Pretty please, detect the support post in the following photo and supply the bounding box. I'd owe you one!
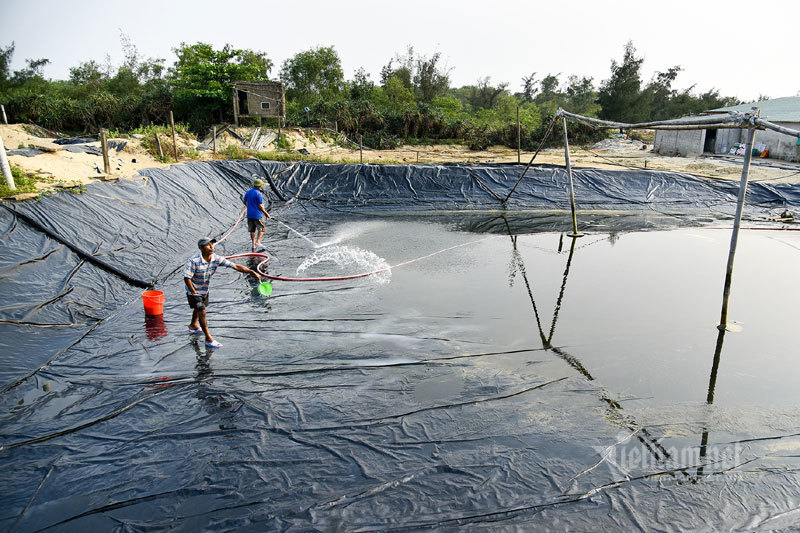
[562,117,583,237]
[154,132,164,159]
[0,134,15,190]
[169,111,178,160]
[100,128,111,174]
[359,134,363,163]
[277,101,282,146]
[212,125,217,155]
[233,87,239,127]
[517,105,521,164]
[718,111,759,330]
[1,104,7,125]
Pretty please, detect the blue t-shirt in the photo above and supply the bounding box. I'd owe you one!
[243,188,264,219]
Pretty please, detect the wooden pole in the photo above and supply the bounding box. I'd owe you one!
[718,110,759,330]
[1,105,7,125]
[169,111,178,160]
[212,125,217,155]
[232,87,239,127]
[100,128,111,174]
[562,117,583,237]
[154,132,163,159]
[359,134,363,163]
[0,134,15,190]
[517,105,521,164]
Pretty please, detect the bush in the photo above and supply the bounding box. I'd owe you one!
[0,166,38,197]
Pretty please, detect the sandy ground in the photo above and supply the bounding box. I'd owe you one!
[2,124,799,199]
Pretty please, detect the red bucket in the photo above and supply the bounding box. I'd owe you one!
[142,290,165,315]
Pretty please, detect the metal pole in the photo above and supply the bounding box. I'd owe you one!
[359,134,363,164]
[562,117,583,237]
[1,105,7,125]
[0,134,15,190]
[718,113,758,329]
[517,105,521,164]
[212,125,217,155]
[101,128,111,174]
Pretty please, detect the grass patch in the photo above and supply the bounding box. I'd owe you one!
[0,166,38,197]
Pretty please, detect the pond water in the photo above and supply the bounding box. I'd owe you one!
[5,211,800,530]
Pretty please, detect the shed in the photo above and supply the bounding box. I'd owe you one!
[232,81,286,126]
[654,96,800,162]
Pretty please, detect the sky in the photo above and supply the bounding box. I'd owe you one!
[1,0,798,103]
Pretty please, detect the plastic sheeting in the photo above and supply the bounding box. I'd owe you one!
[2,160,800,530]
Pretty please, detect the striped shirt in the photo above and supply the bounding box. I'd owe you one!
[183,252,235,295]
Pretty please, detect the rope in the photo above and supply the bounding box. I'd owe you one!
[226,237,492,283]
[504,114,560,203]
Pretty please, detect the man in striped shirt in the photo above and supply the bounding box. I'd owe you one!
[184,237,262,348]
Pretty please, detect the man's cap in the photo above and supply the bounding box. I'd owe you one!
[197,238,217,248]
[252,179,263,187]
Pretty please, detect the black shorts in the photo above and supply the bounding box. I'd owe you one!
[247,217,266,232]
[186,292,209,310]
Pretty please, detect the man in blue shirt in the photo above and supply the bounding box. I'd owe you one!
[184,237,262,348]
[243,178,271,251]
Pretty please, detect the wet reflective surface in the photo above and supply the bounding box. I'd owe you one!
[3,213,800,530]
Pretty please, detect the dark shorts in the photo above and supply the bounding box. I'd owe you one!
[186,292,209,310]
[247,217,266,232]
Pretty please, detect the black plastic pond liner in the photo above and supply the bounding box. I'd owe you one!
[1,160,800,530]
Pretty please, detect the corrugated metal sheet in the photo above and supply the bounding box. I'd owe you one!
[712,96,800,123]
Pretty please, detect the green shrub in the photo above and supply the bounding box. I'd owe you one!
[0,166,38,197]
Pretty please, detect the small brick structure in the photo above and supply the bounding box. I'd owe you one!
[232,81,286,127]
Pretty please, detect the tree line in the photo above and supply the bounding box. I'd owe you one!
[0,38,741,150]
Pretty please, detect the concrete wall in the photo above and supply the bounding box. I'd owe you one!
[654,129,705,156]
[714,123,800,162]
[657,124,800,162]
[234,82,285,118]
[753,122,800,162]
[714,129,744,155]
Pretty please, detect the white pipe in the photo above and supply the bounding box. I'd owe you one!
[0,134,15,191]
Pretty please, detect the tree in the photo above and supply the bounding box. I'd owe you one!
[119,31,164,83]
[0,42,14,88]
[381,46,414,89]
[533,73,566,116]
[381,75,415,114]
[169,42,271,127]
[381,47,451,104]
[413,52,450,104]
[519,72,538,103]
[468,77,509,110]
[597,41,649,123]
[279,46,343,108]
[69,60,107,86]
[565,75,600,116]
[645,66,682,120]
[12,57,50,83]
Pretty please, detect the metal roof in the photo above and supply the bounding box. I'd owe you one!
[711,96,800,123]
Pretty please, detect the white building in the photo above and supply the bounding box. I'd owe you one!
[654,96,800,162]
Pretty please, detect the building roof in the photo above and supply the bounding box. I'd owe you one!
[711,96,800,123]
